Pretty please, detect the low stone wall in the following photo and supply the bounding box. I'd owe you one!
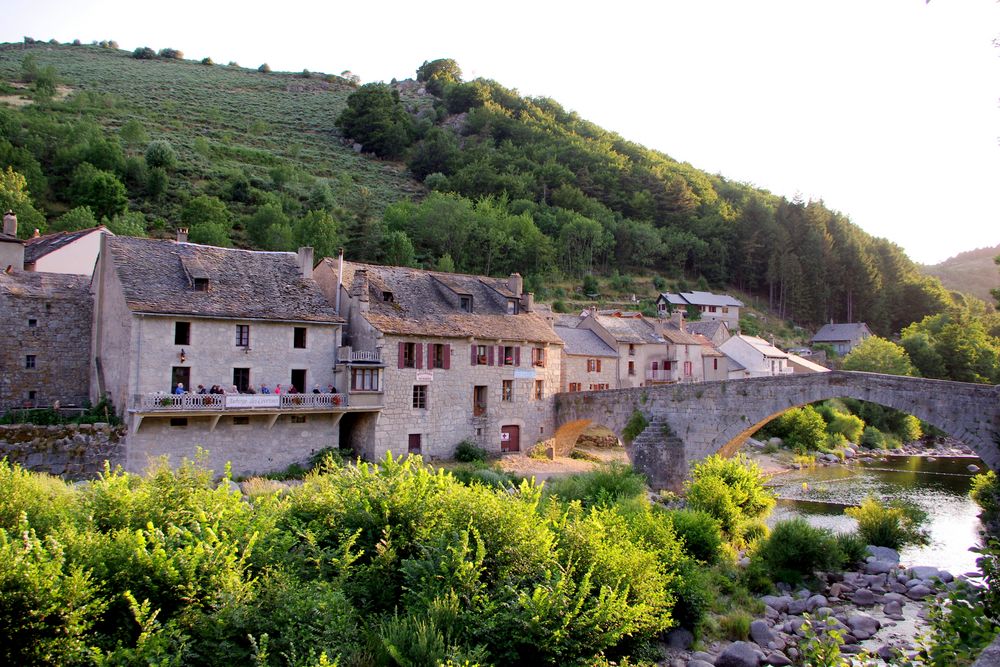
[0,423,125,478]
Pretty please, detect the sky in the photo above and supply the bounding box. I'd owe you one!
[3,0,999,265]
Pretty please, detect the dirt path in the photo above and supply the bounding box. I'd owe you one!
[496,446,629,481]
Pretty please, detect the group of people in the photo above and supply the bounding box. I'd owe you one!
[172,383,338,395]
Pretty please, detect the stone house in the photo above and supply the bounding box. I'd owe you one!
[575,312,665,388]
[24,226,110,275]
[90,234,364,477]
[553,325,618,392]
[656,317,708,384]
[693,333,728,381]
[656,290,744,327]
[811,322,874,356]
[313,260,563,459]
[719,334,793,378]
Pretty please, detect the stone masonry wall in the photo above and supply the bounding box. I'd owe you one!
[0,423,124,478]
[562,354,618,392]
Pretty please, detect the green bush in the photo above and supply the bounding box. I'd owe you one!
[621,409,649,444]
[132,46,156,59]
[971,471,1000,535]
[544,462,647,507]
[684,454,775,542]
[453,440,488,463]
[860,425,886,449]
[826,410,865,444]
[145,140,177,170]
[764,406,827,452]
[835,531,869,569]
[752,518,842,585]
[720,610,752,640]
[845,496,930,550]
[669,508,723,564]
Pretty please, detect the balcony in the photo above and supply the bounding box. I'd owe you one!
[645,370,674,382]
[134,392,350,412]
[338,347,383,364]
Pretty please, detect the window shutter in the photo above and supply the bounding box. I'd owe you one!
[514,346,520,366]
[471,344,477,366]
[488,345,495,366]
[652,361,657,371]
[426,344,434,369]
[443,344,451,369]
[597,359,602,372]
[398,342,405,369]
[415,343,423,369]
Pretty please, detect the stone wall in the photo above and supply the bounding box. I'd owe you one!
[562,353,618,392]
[0,423,124,478]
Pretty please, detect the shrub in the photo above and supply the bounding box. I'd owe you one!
[258,63,271,73]
[201,57,213,66]
[765,406,827,452]
[860,425,886,449]
[670,558,712,631]
[826,410,865,444]
[157,48,183,60]
[544,462,647,507]
[669,508,723,564]
[621,410,649,444]
[971,471,1000,535]
[453,440,487,463]
[752,518,842,585]
[900,414,923,442]
[835,531,869,569]
[845,496,930,550]
[720,610,752,640]
[685,454,775,540]
[145,140,177,170]
[132,46,156,59]
[685,475,741,538]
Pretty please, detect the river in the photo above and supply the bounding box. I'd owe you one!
[766,455,984,575]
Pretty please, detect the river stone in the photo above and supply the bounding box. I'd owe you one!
[905,578,924,589]
[687,661,714,667]
[846,613,881,640]
[788,598,809,615]
[865,560,894,575]
[715,641,762,667]
[884,600,904,620]
[762,595,791,613]
[867,546,900,563]
[907,584,933,600]
[909,566,941,580]
[764,604,780,621]
[841,644,865,654]
[851,589,877,606]
[815,606,834,618]
[877,645,901,661]
[750,620,775,647]
[843,447,856,458]
[763,652,792,666]
[889,581,909,594]
[806,594,828,612]
[828,582,848,598]
[938,570,954,583]
[665,627,694,649]
[691,651,715,664]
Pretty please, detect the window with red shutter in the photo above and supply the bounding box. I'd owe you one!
[443,344,451,369]
[398,342,406,369]
[415,342,423,369]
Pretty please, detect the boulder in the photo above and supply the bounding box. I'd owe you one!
[866,545,900,563]
[846,613,881,640]
[841,644,865,655]
[865,560,894,575]
[815,606,834,618]
[688,661,714,667]
[909,566,941,581]
[763,652,792,666]
[762,595,791,614]
[691,651,716,664]
[787,598,807,615]
[806,594,828,612]
[828,582,848,598]
[750,620,775,648]
[851,588,876,606]
[715,641,762,667]
[938,569,954,584]
[884,600,904,620]
[906,584,933,600]
[665,627,694,650]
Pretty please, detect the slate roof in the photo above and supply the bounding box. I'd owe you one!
[0,270,89,299]
[334,260,562,344]
[811,323,872,343]
[108,237,341,323]
[692,333,725,356]
[686,320,728,340]
[660,323,705,346]
[554,326,618,357]
[0,231,23,245]
[658,293,687,306]
[591,314,663,344]
[658,290,744,307]
[739,335,789,358]
[25,227,106,265]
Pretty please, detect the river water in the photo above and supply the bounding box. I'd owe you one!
[766,455,984,575]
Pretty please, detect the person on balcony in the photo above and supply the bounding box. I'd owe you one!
[259,384,270,394]
[196,384,207,394]
[174,383,186,395]
[274,384,282,395]
[328,384,337,393]
[312,384,321,394]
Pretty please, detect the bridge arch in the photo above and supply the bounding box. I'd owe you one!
[554,372,1000,491]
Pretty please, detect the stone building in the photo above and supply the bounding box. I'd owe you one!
[314,260,563,459]
[811,322,874,356]
[719,334,793,378]
[554,325,618,392]
[90,234,370,476]
[0,270,92,411]
[575,312,665,388]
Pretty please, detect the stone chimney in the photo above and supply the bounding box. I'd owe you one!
[508,272,523,297]
[297,247,314,279]
[177,227,188,243]
[351,269,370,313]
[671,310,685,331]
[2,210,16,237]
[521,292,534,313]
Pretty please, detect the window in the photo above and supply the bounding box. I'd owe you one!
[502,380,513,401]
[722,307,729,314]
[473,385,487,416]
[351,367,380,391]
[28,390,36,400]
[175,321,191,345]
[293,327,307,349]
[628,361,635,376]
[412,384,428,409]
[233,416,250,425]
[431,343,446,369]
[25,355,36,369]
[291,369,306,394]
[382,291,394,302]
[628,344,635,356]
[460,295,472,312]
[236,325,250,347]
[408,433,422,454]
[586,359,602,372]
[170,417,188,427]
[708,306,717,313]
[233,368,250,393]
[27,318,36,328]
[568,382,581,392]
[684,361,693,377]
[531,347,546,367]
[534,380,544,400]
[290,415,307,424]
[502,346,515,366]
[589,383,609,391]
[402,342,416,368]
[193,278,209,291]
[476,344,487,365]
[713,358,719,370]
[507,299,518,315]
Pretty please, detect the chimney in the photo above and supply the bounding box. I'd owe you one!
[352,268,370,313]
[522,292,534,313]
[297,246,314,279]
[2,210,16,237]
[177,227,188,243]
[671,310,685,331]
[32,229,39,238]
[508,272,523,297]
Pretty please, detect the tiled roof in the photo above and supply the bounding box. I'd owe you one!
[658,293,688,306]
[24,227,106,264]
[0,270,89,299]
[811,323,872,342]
[692,333,725,356]
[659,290,744,307]
[591,314,663,344]
[335,260,562,344]
[686,320,727,339]
[554,326,618,357]
[108,237,342,323]
[660,323,705,346]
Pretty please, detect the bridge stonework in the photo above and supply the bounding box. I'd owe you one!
[553,371,1000,491]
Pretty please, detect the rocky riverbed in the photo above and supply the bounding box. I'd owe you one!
[663,546,962,666]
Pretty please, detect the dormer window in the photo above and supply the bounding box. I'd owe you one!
[507,299,518,315]
[193,278,209,292]
[382,291,394,303]
[460,295,472,313]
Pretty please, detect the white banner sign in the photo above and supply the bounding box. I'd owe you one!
[416,372,434,383]
[225,395,280,408]
[513,368,536,379]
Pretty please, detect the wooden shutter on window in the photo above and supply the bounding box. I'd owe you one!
[597,359,602,372]
[514,346,520,366]
[487,345,495,366]
[426,344,434,369]
[415,343,423,369]
[471,344,477,366]
[398,342,405,369]
[443,344,451,369]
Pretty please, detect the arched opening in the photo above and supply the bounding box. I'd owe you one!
[551,418,629,465]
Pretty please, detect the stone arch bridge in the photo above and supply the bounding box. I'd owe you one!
[552,371,1000,491]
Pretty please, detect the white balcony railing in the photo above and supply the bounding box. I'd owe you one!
[134,392,349,412]
[645,370,674,382]
[338,348,383,363]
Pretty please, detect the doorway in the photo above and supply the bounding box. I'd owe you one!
[291,369,306,393]
[500,425,520,453]
[171,366,190,392]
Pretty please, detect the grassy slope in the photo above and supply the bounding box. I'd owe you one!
[920,244,1000,304]
[0,42,423,222]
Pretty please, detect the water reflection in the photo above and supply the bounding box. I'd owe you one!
[767,456,983,574]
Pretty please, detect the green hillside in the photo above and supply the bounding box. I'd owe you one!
[920,244,1000,304]
[0,43,956,335]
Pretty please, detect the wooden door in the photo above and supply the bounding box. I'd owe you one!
[500,425,520,453]
[408,433,422,454]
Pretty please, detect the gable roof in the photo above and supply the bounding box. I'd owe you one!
[660,322,705,346]
[590,314,663,344]
[685,320,728,339]
[692,333,725,356]
[737,335,790,358]
[554,325,618,357]
[107,236,341,323]
[811,323,873,342]
[24,227,107,265]
[333,260,561,344]
[786,353,830,373]
[658,290,743,308]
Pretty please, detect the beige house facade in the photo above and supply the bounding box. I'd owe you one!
[719,334,793,378]
[554,325,618,392]
[25,226,109,275]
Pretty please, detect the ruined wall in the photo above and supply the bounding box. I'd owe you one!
[0,423,124,478]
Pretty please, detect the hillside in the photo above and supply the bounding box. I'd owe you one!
[920,244,1000,304]
[0,43,954,335]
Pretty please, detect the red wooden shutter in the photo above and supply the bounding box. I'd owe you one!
[443,344,451,369]
[426,344,434,369]
[514,346,521,366]
[597,359,602,372]
[471,344,477,365]
[415,343,423,369]
[487,345,495,366]
[397,342,405,369]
